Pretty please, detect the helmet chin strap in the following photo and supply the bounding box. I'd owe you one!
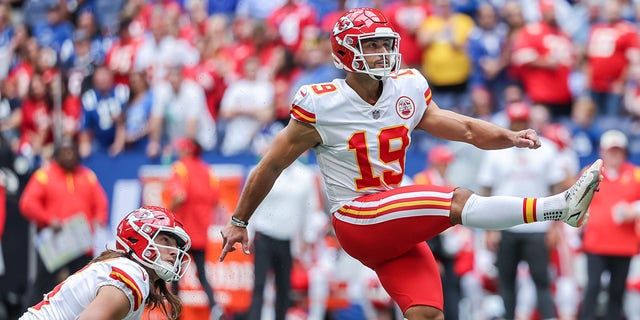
[367,73,385,80]
[153,260,176,282]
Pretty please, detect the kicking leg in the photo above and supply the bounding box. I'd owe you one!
[452,159,603,229]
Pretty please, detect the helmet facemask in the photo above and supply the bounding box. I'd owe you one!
[334,27,402,80]
[117,222,192,282]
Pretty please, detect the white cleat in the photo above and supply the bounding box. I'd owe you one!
[562,159,604,227]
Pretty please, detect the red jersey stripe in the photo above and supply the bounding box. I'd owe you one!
[110,267,143,311]
[345,196,451,211]
[424,88,432,105]
[290,105,316,123]
[338,197,452,218]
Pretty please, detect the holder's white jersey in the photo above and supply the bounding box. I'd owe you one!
[21,257,150,320]
[290,69,431,212]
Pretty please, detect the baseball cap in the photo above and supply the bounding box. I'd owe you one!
[173,137,202,156]
[505,102,530,121]
[600,129,628,150]
[428,145,455,165]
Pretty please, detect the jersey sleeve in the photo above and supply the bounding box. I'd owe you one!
[417,70,433,106]
[403,68,431,120]
[98,259,150,313]
[289,85,317,125]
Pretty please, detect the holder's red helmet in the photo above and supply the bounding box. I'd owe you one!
[331,8,401,79]
[116,206,191,282]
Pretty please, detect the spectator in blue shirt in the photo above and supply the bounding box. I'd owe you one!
[31,3,74,55]
[22,0,58,29]
[206,0,239,17]
[467,2,509,110]
[124,70,153,154]
[78,65,129,158]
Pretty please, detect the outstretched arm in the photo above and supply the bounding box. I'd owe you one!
[219,119,322,261]
[417,100,541,150]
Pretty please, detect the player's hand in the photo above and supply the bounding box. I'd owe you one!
[219,221,250,262]
[514,129,541,149]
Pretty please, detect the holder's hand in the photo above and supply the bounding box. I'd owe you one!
[219,222,250,262]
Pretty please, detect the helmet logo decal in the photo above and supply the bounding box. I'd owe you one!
[333,16,354,36]
[345,37,354,46]
[132,208,154,220]
[116,206,192,282]
[395,96,416,119]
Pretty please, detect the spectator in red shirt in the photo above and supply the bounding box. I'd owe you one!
[18,73,53,165]
[183,15,230,123]
[163,137,222,319]
[579,129,640,320]
[267,0,317,55]
[586,1,640,118]
[19,137,108,307]
[270,47,302,127]
[227,18,282,82]
[9,35,38,99]
[105,17,143,86]
[386,0,433,69]
[510,0,575,119]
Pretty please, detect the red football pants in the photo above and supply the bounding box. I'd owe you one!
[332,184,455,312]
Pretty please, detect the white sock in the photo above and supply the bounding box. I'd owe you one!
[461,193,567,230]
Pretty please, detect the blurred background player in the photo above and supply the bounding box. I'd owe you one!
[163,137,222,319]
[579,129,640,320]
[19,137,108,308]
[543,122,583,320]
[246,129,323,320]
[478,101,566,320]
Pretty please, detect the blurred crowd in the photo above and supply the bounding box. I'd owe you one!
[0,0,639,166]
[2,0,640,319]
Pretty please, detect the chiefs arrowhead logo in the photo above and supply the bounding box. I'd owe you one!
[333,16,354,36]
[395,96,416,119]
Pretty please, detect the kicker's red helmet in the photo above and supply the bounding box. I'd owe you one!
[116,206,191,282]
[331,8,401,79]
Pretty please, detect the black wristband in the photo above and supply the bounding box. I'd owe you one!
[231,216,248,228]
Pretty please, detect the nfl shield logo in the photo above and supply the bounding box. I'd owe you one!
[372,109,381,119]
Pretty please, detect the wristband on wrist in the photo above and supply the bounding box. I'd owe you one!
[231,216,248,228]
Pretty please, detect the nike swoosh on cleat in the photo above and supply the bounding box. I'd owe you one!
[568,211,581,221]
[577,180,597,204]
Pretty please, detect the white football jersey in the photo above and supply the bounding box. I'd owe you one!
[20,257,150,320]
[290,69,431,212]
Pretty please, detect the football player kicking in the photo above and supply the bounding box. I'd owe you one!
[220,7,604,320]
